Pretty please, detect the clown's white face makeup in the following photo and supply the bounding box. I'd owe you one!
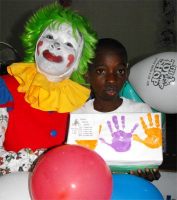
[35,23,83,82]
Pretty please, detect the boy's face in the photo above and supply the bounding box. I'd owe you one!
[88,49,128,101]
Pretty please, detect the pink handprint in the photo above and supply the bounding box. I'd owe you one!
[99,115,138,152]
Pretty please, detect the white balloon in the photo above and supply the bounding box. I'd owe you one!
[129,52,177,113]
[0,172,31,200]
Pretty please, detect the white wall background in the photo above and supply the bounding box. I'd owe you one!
[0,0,176,63]
[72,0,162,63]
[153,171,177,200]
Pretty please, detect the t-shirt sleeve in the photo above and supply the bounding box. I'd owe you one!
[121,97,153,113]
[140,103,153,112]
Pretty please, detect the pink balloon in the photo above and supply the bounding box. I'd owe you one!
[30,145,112,200]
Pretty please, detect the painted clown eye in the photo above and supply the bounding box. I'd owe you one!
[65,42,73,48]
[45,34,54,40]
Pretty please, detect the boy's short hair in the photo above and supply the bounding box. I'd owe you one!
[90,38,128,69]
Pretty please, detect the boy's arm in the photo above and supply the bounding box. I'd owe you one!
[129,168,161,182]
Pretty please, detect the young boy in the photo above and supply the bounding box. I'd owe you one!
[73,38,161,181]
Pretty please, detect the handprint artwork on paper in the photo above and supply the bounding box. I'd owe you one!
[133,113,162,148]
[75,124,102,150]
[99,115,138,152]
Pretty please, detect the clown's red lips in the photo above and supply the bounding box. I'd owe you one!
[43,50,63,63]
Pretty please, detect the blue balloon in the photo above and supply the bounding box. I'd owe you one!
[119,81,144,103]
[111,174,163,200]
[120,81,166,125]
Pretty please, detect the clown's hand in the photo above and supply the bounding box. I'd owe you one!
[0,148,46,176]
[0,108,8,146]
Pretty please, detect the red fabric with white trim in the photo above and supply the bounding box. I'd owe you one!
[2,75,69,152]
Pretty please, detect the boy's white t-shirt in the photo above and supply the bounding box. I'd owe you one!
[73,97,152,114]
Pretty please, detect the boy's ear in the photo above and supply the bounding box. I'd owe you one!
[84,72,90,83]
[126,67,130,80]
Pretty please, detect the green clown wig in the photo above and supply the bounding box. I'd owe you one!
[21,2,97,85]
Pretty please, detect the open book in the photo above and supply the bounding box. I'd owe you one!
[67,113,163,172]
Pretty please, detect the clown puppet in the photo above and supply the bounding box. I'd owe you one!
[0,3,97,175]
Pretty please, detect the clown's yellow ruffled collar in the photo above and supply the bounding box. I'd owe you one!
[7,63,90,113]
